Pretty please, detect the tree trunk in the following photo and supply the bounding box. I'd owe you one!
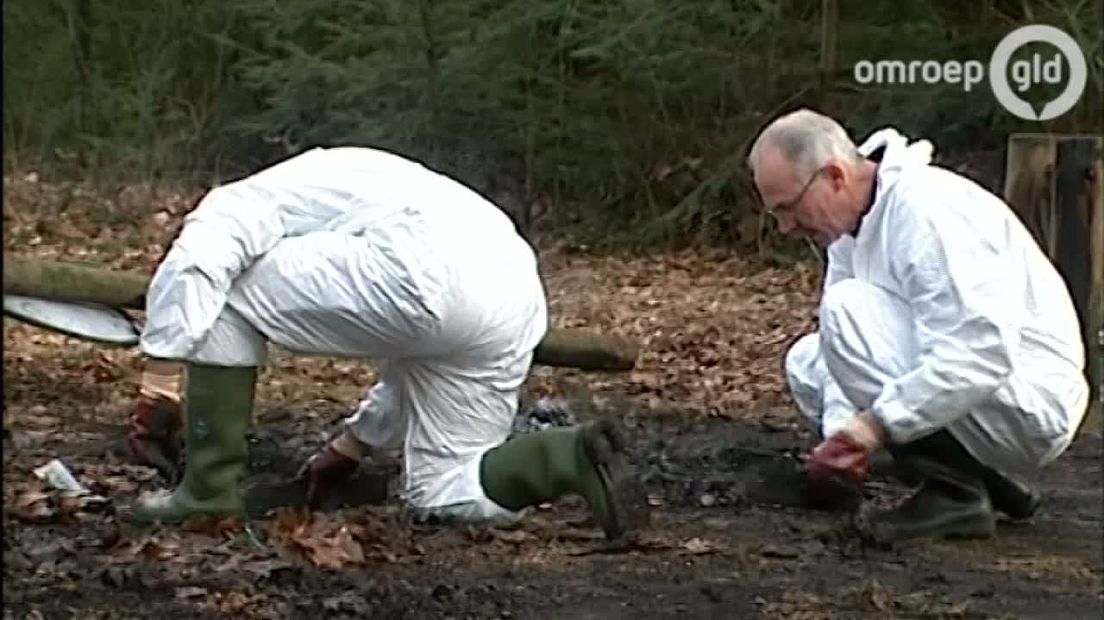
[3,256,640,371]
[68,0,93,133]
[417,0,440,160]
[817,0,838,109]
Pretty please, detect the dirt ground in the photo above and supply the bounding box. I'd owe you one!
[3,176,1103,618]
[4,395,1101,619]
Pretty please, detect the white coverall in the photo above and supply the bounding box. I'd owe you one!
[786,129,1088,476]
[140,147,548,521]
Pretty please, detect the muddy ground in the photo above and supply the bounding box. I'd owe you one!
[3,392,1101,619]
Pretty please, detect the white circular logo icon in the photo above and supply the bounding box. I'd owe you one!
[989,24,1087,121]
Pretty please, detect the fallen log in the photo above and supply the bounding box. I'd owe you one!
[3,257,149,310]
[532,327,641,372]
[3,256,640,371]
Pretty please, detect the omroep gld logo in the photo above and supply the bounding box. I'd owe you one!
[853,24,1088,121]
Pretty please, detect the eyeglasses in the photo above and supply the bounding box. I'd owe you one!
[764,166,827,216]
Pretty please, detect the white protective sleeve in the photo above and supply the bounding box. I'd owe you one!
[868,188,1022,444]
[344,362,407,456]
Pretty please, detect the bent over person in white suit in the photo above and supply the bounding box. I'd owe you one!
[127,146,647,540]
[748,109,1088,540]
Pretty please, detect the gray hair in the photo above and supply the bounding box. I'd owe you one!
[747,108,863,180]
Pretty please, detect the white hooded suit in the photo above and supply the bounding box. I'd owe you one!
[786,129,1088,476]
[140,146,548,518]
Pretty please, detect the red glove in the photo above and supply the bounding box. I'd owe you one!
[804,432,870,510]
[303,444,360,507]
[128,396,184,483]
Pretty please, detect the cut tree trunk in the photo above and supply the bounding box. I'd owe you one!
[532,328,642,372]
[3,257,149,309]
[2,256,640,371]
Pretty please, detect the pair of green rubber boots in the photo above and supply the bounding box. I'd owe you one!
[130,364,648,542]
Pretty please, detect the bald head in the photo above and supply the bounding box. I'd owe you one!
[747,109,863,181]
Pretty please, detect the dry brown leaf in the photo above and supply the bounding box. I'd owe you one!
[92,351,122,383]
[493,529,537,544]
[265,506,311,547]
[130,537,180,561]
[243,558,295,580]
[180,515,242,538]
[299,526,365,570]
[10,489,55,522]
[56,490,109,517]
[266,509,366,570]
[73,464,152,495]
[206,591,266,614]
[681,537,719,555]
[175,586,208,599]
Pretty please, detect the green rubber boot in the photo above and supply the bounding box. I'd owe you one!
[480,418,650,541]
[128,363,257,524]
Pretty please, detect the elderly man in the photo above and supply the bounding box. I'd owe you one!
[747,109,1088,540]
[127,146,647,541]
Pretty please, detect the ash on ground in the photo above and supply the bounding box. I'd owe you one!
[511,397,577,434]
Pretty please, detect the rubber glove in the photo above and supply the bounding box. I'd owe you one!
[302,429,364,507]
[804,411,885,508]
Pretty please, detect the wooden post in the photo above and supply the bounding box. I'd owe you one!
[1088,138,1104,432]
[1004,134,1104,433]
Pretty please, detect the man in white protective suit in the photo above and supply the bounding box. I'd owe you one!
[127,146,648,541]
[747,109,1088,541]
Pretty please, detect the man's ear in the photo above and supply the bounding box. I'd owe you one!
[823,161,848,189]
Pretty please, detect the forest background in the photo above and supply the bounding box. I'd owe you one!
[4,0,1102,253]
